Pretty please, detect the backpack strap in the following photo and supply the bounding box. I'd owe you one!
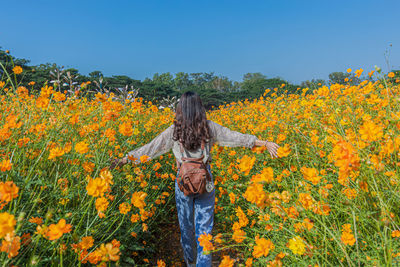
[177,140,206,170]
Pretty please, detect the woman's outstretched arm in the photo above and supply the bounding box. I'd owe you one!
[208,120,280,158]
[110,124,174,169]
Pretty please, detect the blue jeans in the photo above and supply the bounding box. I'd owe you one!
[175,164,215,267]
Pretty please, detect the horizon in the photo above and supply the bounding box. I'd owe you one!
[1,0,399,84]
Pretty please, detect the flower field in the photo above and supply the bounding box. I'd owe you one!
[0,66,400,266]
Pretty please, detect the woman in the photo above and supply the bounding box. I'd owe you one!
[110,91,279,266]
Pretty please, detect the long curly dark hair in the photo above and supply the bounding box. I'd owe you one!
[172,91,211,150]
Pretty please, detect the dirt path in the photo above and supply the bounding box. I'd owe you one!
[152,206,224,266]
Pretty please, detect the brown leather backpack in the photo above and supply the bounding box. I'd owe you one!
[176,140,213,196]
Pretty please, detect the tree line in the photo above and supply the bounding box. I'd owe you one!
[0,47,384,110]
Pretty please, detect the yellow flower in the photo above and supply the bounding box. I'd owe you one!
[347,68,352,73]
[388,72,395,78]
[100,169,113,185]
[287,236,306,255]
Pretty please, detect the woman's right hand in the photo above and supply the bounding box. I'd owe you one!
[109,157,128,170]
[264,141,280,158]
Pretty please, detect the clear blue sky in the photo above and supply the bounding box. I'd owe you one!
[1,0,399,84]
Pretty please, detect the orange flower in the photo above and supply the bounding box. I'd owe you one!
[243,182,267,208]
[342,188,358,199]
[130,214,140,223]
[0,159,12,172]
[0,181,19,202]
[12,66,23,74]
[354,68,364,78]
[251,167,274,184]
[131,192,147,209]
[35,96,49,109]
[236,206,249,228]
[341,224,356,245]
[79,236,94,250]
[392,230,400,238]
[198,232,214,252]
[388,72,395,78]
[237,155,256,176]
[86,177,108,197]
[252,236,274,258]
[95,197,109,212]
[229,192,236,204]
[53,92,66,101]
[140,155,150,163]
[75,141,89,154]
[298,193,314,210]
[219,255,235,267]
[359,121,383,142]
[277,144,291,157]
[301,167,321,185]
[157,259,166,267]
[29,217,43,225]
[48,146,65,160]
[232,229,246,243]
[347,68,352,73]
[119,202,131,214]
[0,233,21,258]
[0,213,16,238]
[119,122,133,137]
[97,242,121,262]
[46,219,72,240]
[245,258,253,267]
